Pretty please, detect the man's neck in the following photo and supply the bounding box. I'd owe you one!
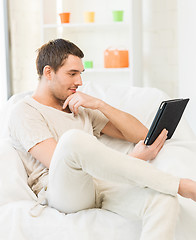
[32,83,71,113]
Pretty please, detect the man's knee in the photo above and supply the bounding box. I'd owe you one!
[58,129,94,152]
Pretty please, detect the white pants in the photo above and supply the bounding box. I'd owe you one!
[46,129,180,240]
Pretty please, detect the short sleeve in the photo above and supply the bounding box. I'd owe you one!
[8,102,53,152]
[85,109,109,137]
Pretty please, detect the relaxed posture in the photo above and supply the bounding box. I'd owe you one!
[9,39,196,240]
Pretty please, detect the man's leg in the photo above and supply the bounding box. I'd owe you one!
[99,182,179,240]
[140,189,179,240]
[46,142,96,213]
[47,129,179,214]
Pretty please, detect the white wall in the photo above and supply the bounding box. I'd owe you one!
[9,0,42,94]
[142,0,178,98]
[178,0,196,134]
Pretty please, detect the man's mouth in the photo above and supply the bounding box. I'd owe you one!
[69,88,77,93]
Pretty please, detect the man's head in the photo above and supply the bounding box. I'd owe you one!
[36,39,84,79]
[34,39,85,105]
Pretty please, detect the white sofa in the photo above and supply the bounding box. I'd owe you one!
[0,82,196,240]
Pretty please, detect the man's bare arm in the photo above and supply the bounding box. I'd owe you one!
[29,138,57,168]
[63,91,148,143]
[98,101,148,143]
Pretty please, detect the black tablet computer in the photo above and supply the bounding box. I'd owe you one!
[144,98,189,145]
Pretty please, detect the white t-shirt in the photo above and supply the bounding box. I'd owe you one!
[8,96,109,195]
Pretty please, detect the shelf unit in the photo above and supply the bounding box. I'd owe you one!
[43,22,130,29]
[41,0,142,86]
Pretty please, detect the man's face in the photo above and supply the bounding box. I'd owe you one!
[49,54,84,102]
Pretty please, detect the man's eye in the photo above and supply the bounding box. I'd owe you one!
[70,73,76,76]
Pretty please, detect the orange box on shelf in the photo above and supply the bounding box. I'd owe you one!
[104,49,129,68]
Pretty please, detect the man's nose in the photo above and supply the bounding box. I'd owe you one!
[75,74,83,86]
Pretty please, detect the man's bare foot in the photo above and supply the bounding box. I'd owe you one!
[178,178,196,201]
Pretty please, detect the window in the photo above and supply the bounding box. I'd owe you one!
[0,0,10,108]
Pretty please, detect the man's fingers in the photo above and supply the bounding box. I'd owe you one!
[63,94,74,109]
[151,129,168,149]
[157,130,167,147]
[72,101,80,115]
[156,133,167,153]
[63,98,70,109]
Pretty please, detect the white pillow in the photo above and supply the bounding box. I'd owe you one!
[0,139,36,205]
[0,91,33,139]
[81,82,195,150]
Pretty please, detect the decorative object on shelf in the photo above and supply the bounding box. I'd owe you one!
[84,60,93,69]
[59,12,71,23]
[84,11,95,23]
[104,48,129,68]
[112,10,124,22]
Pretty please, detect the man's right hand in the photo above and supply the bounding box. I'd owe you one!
[129,129,168,161]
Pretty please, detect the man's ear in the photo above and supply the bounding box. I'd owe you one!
[43,65,53,80]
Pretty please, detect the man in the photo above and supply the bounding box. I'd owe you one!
[8,39,196,240]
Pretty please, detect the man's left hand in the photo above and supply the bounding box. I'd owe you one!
[129,129,168,161]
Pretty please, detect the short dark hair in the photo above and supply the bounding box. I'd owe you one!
[36,39,84,79]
